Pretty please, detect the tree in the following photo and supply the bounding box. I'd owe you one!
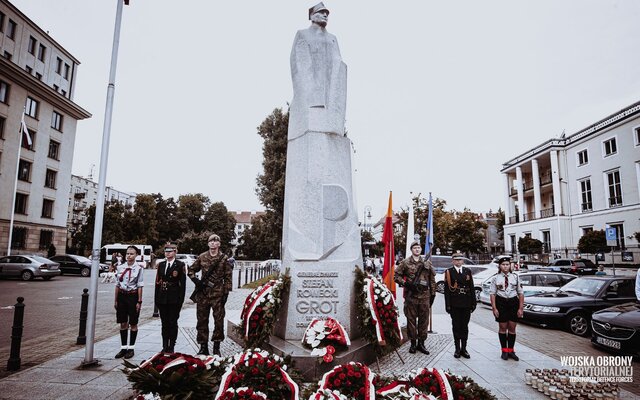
[73,200,131,255]
[577,230,607,254]
[127,194,158,244]
[254,108,289,257]
[177,193,210,233]
[152,194,184,251]
[518,236,543,255]
[495,208,505,237]
[449,209,488,256]
[204,201,236,250]
[236,215,279,260]
[177,231,212,256]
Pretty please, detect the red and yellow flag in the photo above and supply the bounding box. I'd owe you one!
[382,191,396,297]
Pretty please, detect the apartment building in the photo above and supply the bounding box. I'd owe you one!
[231,210,265,247]
[67,174,136,248]
[501,101,640,263]
[0,0,91,255]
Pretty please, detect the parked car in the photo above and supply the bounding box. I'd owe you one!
[176,254,197,267]
[435,265,493,301]
[0,255,60,281]
[547,258,597,275]
[430,255,476,274]
[521,276,636,336]
[49,254,109,277]
[479,271,577,305]
[591,302,640,357]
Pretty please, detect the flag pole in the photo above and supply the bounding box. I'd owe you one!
[6,108,28,256]
[82,0,126,367]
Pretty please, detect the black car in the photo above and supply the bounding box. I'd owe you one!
[49,255,109,277]
[591,302,640,357]
[547,258,597,275]
[522,276,636,336]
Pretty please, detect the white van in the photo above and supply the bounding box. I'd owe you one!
[101,244,153,268]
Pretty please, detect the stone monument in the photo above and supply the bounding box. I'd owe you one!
[274,2,362,343]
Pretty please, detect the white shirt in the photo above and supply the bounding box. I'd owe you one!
[489,272,523,298]
[115,262,144,291]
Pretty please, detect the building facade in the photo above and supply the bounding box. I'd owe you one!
[67,174,136,249]
[502,101,640,264]
[230,210,265,248]
[0,0,91,255]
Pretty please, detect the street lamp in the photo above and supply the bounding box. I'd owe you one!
[363,205,372,232]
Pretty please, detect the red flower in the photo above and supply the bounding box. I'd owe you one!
[326,345,335,355]
[430,386,437,393]
[323,354,334,363]
[333,379,341,386]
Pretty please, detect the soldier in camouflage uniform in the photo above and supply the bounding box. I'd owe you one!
[187,234,232,356]
[394,241,436,354]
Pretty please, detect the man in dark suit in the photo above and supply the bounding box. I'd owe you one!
[444,251,477,359]
[154,243,186,353]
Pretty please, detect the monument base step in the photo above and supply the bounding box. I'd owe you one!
[227,317,378,381]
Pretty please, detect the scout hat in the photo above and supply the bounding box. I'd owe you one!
[308,2,329,19]
[208,234,220,242]
[494,255,511,264]
[451,251,464,260]
[410,240,421,249]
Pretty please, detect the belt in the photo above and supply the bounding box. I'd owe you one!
[452,288,469,294]
[118,288,138,294]
[159,281,177,289]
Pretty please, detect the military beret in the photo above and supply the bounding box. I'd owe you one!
[410,241,421,249]
[208,234,220,242]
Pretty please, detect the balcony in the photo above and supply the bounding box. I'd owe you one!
[523,211,535,222]
[523,179,534,192]
[608,197,623,208]
[540,208,554,218]
[74,192,86,199]
[539,171,552,186]
[509,216,519,224]
[510,186,519,196]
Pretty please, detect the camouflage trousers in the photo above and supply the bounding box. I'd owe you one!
[404,298,430,341]
[196,296,226,343]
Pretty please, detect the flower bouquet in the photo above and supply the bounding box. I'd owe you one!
[302,317,351,363]
[355,269,402,353]
[307,389,349,400]
[239,274,290,348]
[217,387,268,400]
[124,352,230,400]
[215,348,300,400]
[316,362,376,400]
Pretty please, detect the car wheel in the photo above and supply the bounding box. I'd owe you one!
[80,267,91,277]
[43,276,53,281]
[436,281,445,293]
[475,288,481,302]
[566,312,590,336]
[21,270,34,281]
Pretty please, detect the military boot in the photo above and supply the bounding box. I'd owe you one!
[460,339,470,359]
[453,338,461,359]
[197,343,209,356]
[417,340,430,355]
[408,340,417,354]
[213,341,221,356]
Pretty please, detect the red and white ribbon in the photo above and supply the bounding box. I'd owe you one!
[241,282,275,339]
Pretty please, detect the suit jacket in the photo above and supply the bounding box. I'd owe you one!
[154,259,186,305]
[443,266,476,309]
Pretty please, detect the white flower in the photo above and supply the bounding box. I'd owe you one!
[317,333,326,340]
[310,347,327,356]
[313,323,325,333]
[312,339,321,348]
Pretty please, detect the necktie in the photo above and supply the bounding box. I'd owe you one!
[504,275,509,289]
[166,263,171,276]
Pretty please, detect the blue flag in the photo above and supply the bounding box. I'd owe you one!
[424,193,434,257]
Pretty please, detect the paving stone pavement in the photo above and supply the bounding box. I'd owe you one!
[0,285,636,399]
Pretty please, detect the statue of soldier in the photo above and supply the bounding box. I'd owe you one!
[395,241,437,354]
[187,234,231,356]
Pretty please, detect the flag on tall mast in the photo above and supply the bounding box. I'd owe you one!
[20,111,32,147]
[424,192,434,259]
[382,191,396,297]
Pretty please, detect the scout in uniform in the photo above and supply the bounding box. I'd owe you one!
[154,243,186,353]
[187,234,232,356]
[394,241,436,355]
[114,245,144,359]
[444,251,476,359]
[489,255,524,360]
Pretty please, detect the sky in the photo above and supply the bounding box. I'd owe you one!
[11,0,640,223]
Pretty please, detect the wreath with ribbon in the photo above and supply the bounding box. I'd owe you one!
[239,274,290,348]
[302,317,351,363]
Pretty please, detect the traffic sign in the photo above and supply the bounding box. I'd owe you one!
[605,228,617,241]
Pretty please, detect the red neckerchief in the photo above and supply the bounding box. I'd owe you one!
[119,265,133,282]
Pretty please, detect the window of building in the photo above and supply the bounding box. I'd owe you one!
[635,127,640,146]
[63,63,70,80]
[51,111,63,131]
[25,97,39,118]
[606,170,622,207]
[41,199,54,218]
[581,226,593,236]
[0,12,5,32]
[524,232,532,238]
[608,223,625,250]
[542,230,551,253]
[48,139,60,159]
[56,57,62,74]
[11,227,27,249]
[7,19,16,40]
[0,80,8,103]
[603,137,617,157]
[39,230,53,250]
[509,235,516,253]
[21,128,34,150]
[37,44,46,62]
[0,115,5,139]
[14,193,28,214]
[28,36,36,55]
[45,169,57,189]
[18,159,31,181]
[577,149,588,166]
[579,179,592,212]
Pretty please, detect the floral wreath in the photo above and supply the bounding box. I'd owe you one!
[315,362,377,400]
[215,348,299,400]
[302,317,351,363]
[239,273,290,348]
[217,387,268,400]
[355,268,403,353]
